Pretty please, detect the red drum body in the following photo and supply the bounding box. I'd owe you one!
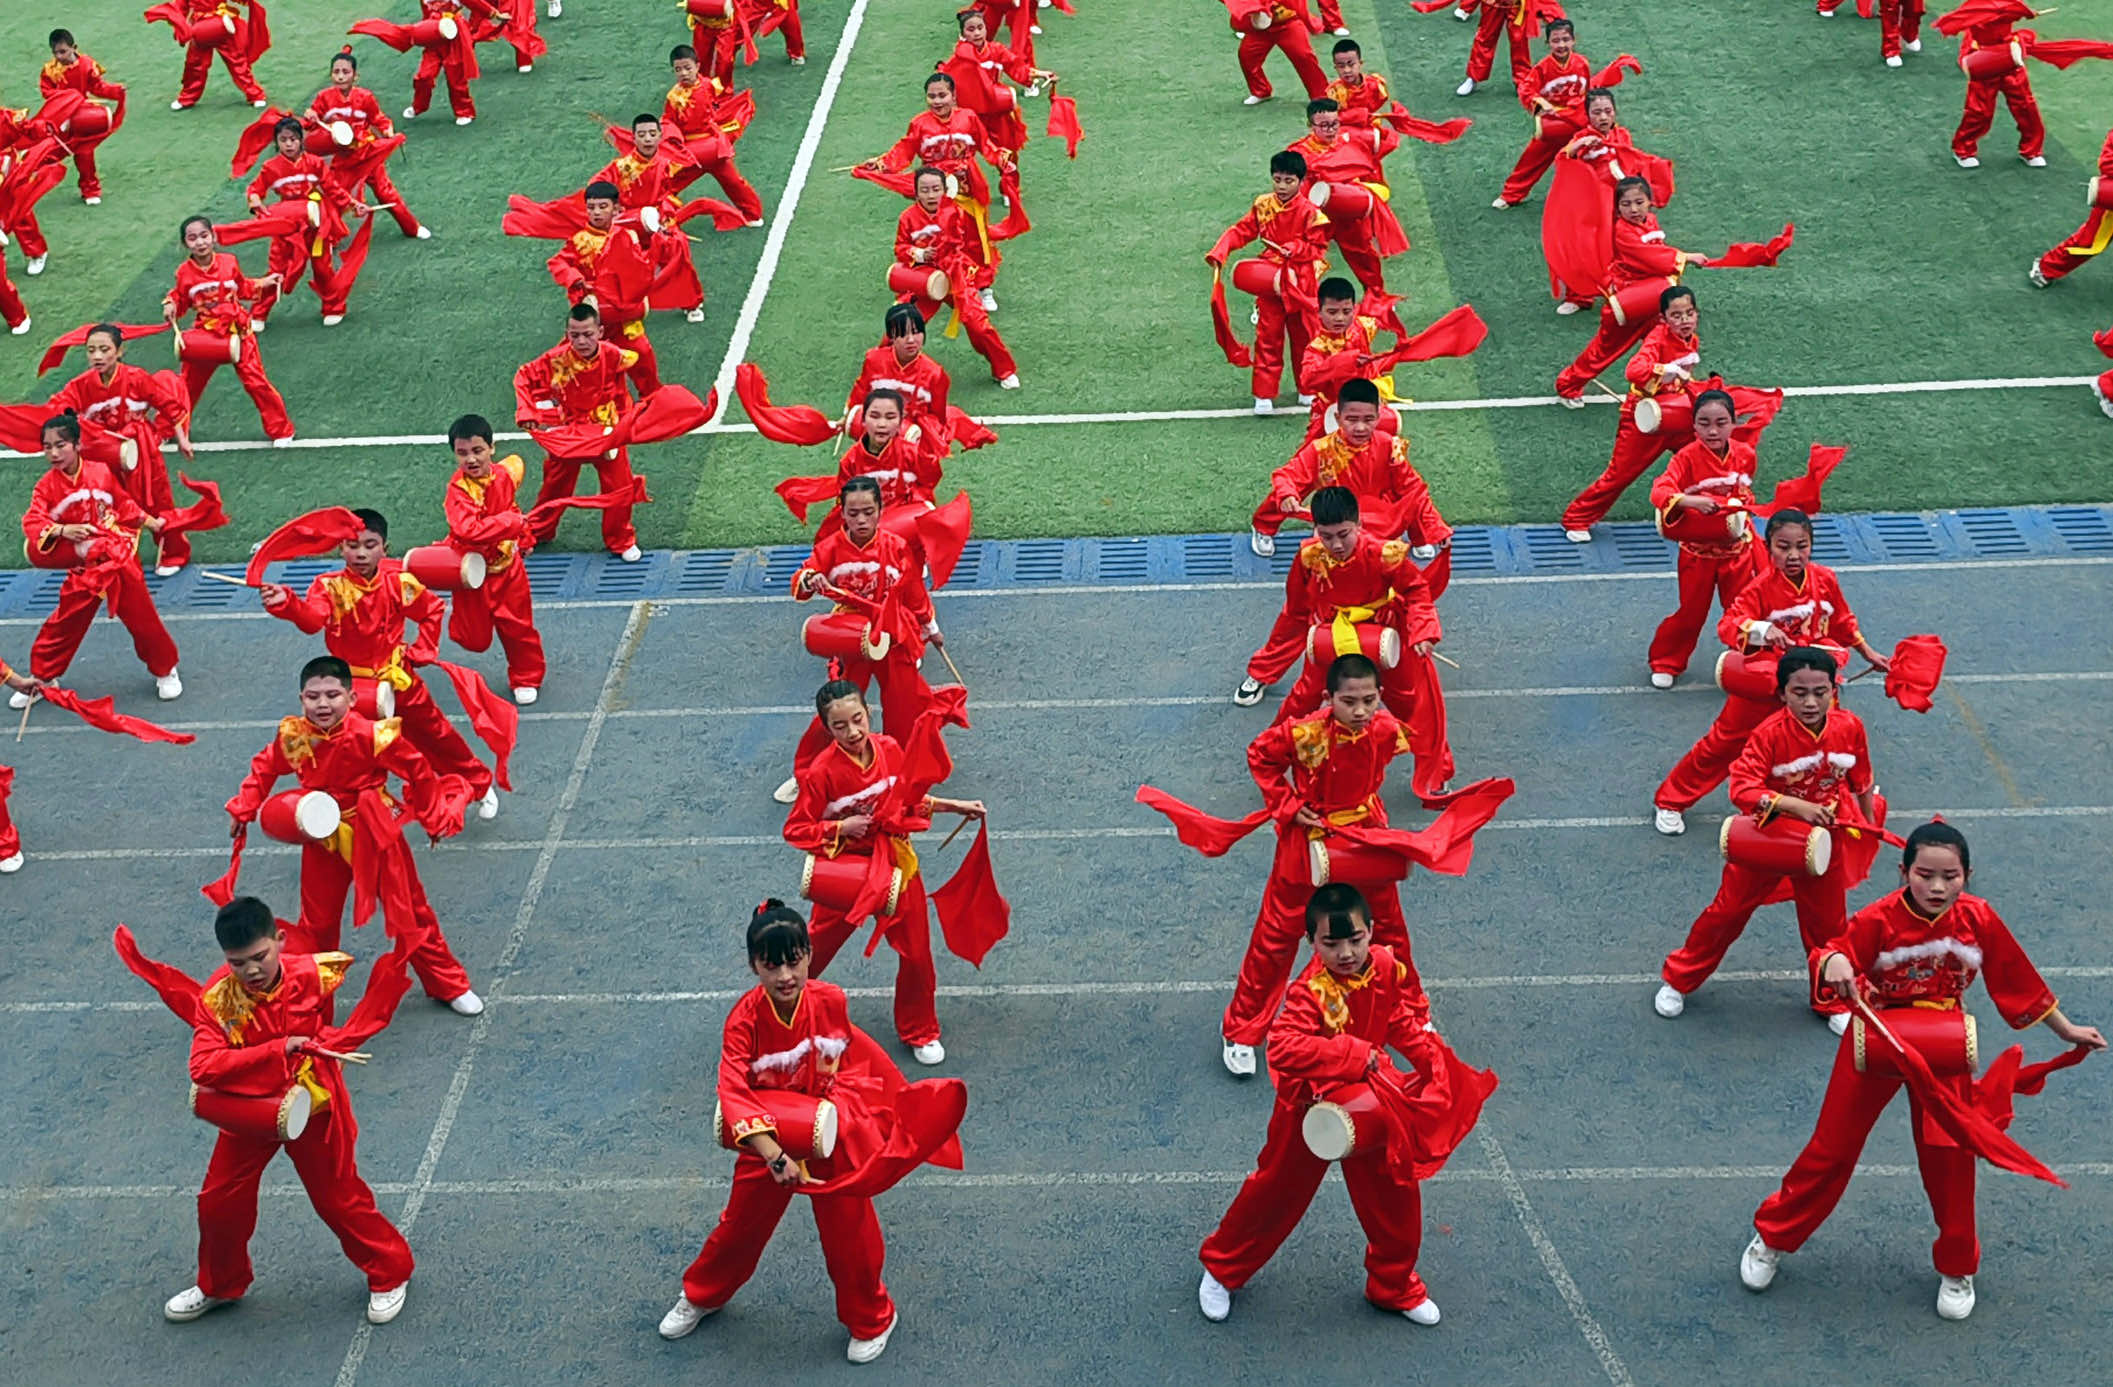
[1304,621,1401,671]
[1308,181,1376,220]
[887,263,950,302]
[713,1091,840,1159]
[408,16,462,46]
[1656,502,1749,546]
[1302,1082,1388,1160]
[1719,814,1832,878]
[1631,392,1692,437]
[802,611,892,662]
[800,851,907,917]
[1853,1008,1978,1079]
[2091,176,2113,213]
[1307,835,1408,888]
[686,0,736,16]
[190,15,239,49]
[1607,276,1675,328]
[1230,258,1285,298]
[191,1082,313,1142]
[62,103,113,139]
[258,788,343,845]
[351,675,398,721]
[176,331,241,367]
[401,544,486,592]
[1959,41,2023,81]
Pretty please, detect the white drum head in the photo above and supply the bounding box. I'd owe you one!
[438,16,459,40]
[813,1099,840,1159]
[927,270,950,301]
[1807,828,1833,876]
[227,335,242,366]
[293,791,342,841]
[460,551,488,590]
[1633,397,1662,435]
[1254,13,1273,29]
[119,438,140,473]
[329,119,354,147]
[1307,181,1331,207]
[373,681,397,720]
[1301,1103,1353,1161]
[280,1085,313,1141]
[860,628,893,661]
[1307,838,1331,887]
[640,205,662,234]
[1375,628,1403,669]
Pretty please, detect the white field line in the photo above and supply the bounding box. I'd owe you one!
[1479,1128,1634,1387]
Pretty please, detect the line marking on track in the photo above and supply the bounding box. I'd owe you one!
[1479,1128,1635,1386]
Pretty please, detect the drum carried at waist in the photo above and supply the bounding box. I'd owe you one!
[1305,620,1401,672]
[1226,0,1274,30]
[1853,1007,1978,1079]
[190,1081,313,1142]
[175,330,241,367]
[887,264,950,303]
[1230,258,1290,298]
[800,851,907,917]
[1306,181,1377,221]
[1719,813,1832,877]
[1607,276,1676,328]
[1959,40,2024,81]
[1308,834,1406,888]
[1715,645,1848,700]
[712,1090,840,1159]
[60,102,114,139]
[802,611,892,662]
[1655,499,1749,546]
[686,0,736,16]
[401,543,487,592]
[258,788,344,845]
[350,674,398,721]
[1302,1081,1390,1161]
[189,14,240,49]
[407,16,462,45]
[2090,175,2113,213]
[1631,391,1693,436]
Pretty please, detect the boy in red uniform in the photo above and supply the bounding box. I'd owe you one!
[1199,883,1456,1323]
[1455,0,1544,97]
[1287,99,1407,296]
[513,303,644,561]
[544,181,666,388]
[443,414,546,704]
[16,414,181,701]
[1652,511,1890,836]
[1653,646,1875,1027]
[242,118,361,328]
[259,508,500,821]
[1296,277,1409,440]
[1644,390,1763,687]
[2030,128,2113,286]
[1224,0,1328,106]
[1325,38,1396,128]
[1559,285,1702,540]
[896,167,1020,386]
[225,655,483,1012]
[663,44,764,224]
[41,29,125,205]
[1208,150,1330,415]
[589,114,706,325]
[0,656,47,872]
[1554,177,1711,400]
[1250,380,1450,558]
[400,0,488,126]
[149,896,415,1327]
[162,215,294,445]
[305,49,428,240]
[1741,822,2105,1320]
[46,324,197,575]
[161,0,269,111]
[1946,4,2044,168]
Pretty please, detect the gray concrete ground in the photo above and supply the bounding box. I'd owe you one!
[1,554,2107,1386]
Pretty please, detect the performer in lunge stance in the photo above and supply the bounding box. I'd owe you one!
[123,897,415,1328]
[657,900,968,1363]
[1198,883,1494,1322]
[856,71,1018,234]
[442,415,546,705]
[1937,1,2047,169]
[1446,0,1550,97]
[40,28,126,205]
[259,508,501,821]
[1250,379,1450,559]
[1652,510,1889,837]
[44,323,198,575]
[17,413,182,703]
[1490,20,1640,209]
[1296,280,1488,441]
[1553,178,1711,400]
[1207,149,1330,415]
[304,48,430,240]
[1739,822,2104,1320]
[514,303,645,562]
[1287,98,1421,299]
[223,655,484,1014]
[163,215,295,446]
[1559,285,1702,540]
[1221,0,1328,107]
[663,44,763,225]
[895,167,1019,387]
[151,0,270,111]
[1644,390,1762,688]
[2029,128,2113,287]
[238,117,367,329]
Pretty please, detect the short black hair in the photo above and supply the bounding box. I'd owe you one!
[49,28,76,48]
[632,113,660,129]
[300,654,353,689]
[913,165,947,189]
[1660,284,1696,314]
[275,116,304,139]
[925,72,955,92]
[1305,98,1340,121]
[568,301,601,324]
[1765,508,1813,541]
[747,899,811,967]
[840,475,883,506]
[1775,645,1839,692]
[1692,388,1735,420]
[1304,883,1371,939]
[1332,38,1361,58]
[1338,378,1382,408]
[1316,276,1358,306]
[1269,149,1308,180]
[214,897,279,951]
[863,388,906,416]
[670,44,697,62]
[351,507,388,540]
[1309,485,1360,527]
[584,179,621,202]
[1327,652,1380,691]
[448,414,494,446]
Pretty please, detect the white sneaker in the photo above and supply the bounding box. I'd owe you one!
[2094,379,2113,420]
[1885,54,1903,67]
[1955,154,1979,169]
[1233,677,1266,707]
[517,64,534,74]
[163,1285,233,1322]
[251,99,268,109]
[1653,983,1686,1018]
[156,671,183,701]
[1455,78,1476,97]
[1654,807,1686,836]
[6,689,29,710]
[366,1283,408,1324]
[84,196,102,206]
[1198,1272,1232,1322]
[1222,1039,1257,1076]
[1453,4,1471,16]
[403,106,419,120]
[1828,1011,1851,1036]
[685,307,705,323]
[250,318,267,334]
[1248,528,1275,558]
[271,436,295,448]
[1295,393,1315,407]
[1491,196,1512,209]
[2025,155,2048,168]
[1243,94,1270,106]
[978,288,998,312]
[1332,27,1351,37]
[547,0,561,14]
[415,226,433,240]
[1252,396,1273,416]
[997,373,1021,390]
[1739,1235,1782,1291]
[0,852,22,874]
[789,56,807,66]
[155,564,182,577]
[619,545,643,563]
[512,686,538,705]
[448,990,485,1017]
[744,218,765,228]
[455,115,475,126]
[1555,300,1582,316]
[322,314,344,327]
[25,255,46,276]
[1556,394,1584,410]
[172,100,189,111]
[911,1040,946,1065]
[772,775,800,805]
[2029,262,2049,288]
[477,787,499,821]
[1401,1297,1441,1325]
[1564,527,1593,543]
[1906,37,1922,51]
[846,1312,896,1363]
[1936,1274,1975,1321]
[658,1295,715,1339]
[8,318,29,335]
[1650,672,1675,689]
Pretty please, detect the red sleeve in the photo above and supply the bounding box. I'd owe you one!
[401,576,445,664]
[924,363,951,421]
[1649,447,1690,514]
[1825,573,1863,649]
[275,576,330,636]
[1299,342,1363,397]
[445,482,525,545]
[1717,574,1769,649]
[782,761,844,856]
[1383,955,1431,1053]
[880,127,920,171]
[897,548,938,634]
[375,725,447,821]
[547,242,589,298]
[143,370,193,426]
[1727,719,1777,814]
[1613,220,1684,277]
[1515,60,1546,110]
[1808,897,1892,1005]
[91,65,128,101]
[894,208,917,266]
[1266,976,1378,1083]
[1623,330,1666,386]
[1383,551,1442,645]
[38,70,60,100]
[1391,454,1451,546]
[514,353,552,425]
[1279,559,1314,627]
[225,737,293,822]
[1209,206,1261,264]
[189,1005,295,1090]
[1972,902,2060,1029]
[245,161,272,202]
[162,266,186,321]
[1246,721,1299,820]
[1269,444,1321,507]
[715,993,779,1143]
[1844,716,1874,795]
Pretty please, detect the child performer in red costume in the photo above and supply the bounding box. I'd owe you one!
[1553,178,1711,402]
[443,415,546,704]
[304,48,428,240]
[782,683,986,1063]
[1198,882,1492,1324]
[844,304,962,440]
[1741,821,2104,1320]
[162,215,294,445]
[1287,99,1412,297]
[1939,1,2047,168]
[154,0,270,111]
[1208,150,1330,415]
[513,304,645,562]
[1222,0,1329,106]
[45,324,197,575]
[239,117,366,329]
[391,0,490,126]
[1653,646,1878,1026]
[1450,0,1550,98]
[856,72,1018,234]
[224,655,483,1012]
[1491,21,1639,208]
[896,167,1020,387]
[941,9,1055,158]
[2029,128,2113,286]
[1559,285,1701,540]
[1250,379,1451,560]
[259,508,501,821]
[1651,512,1890,837]
[17,414,181,701]
[0,656,46,872]
[535,181,667,386]
[657,900,969,1363]
[663,45,764,225]
[1644,390,1764,687]
[40,29,126,205]
[131,897,416,1328]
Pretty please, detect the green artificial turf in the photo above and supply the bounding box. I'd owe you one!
[2,0,2110,563]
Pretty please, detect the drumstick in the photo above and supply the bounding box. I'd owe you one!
[307,1046,371,1064]
[1430,650,1461,670]
[1588,378,1624,401]
[14,698,30,743]
[936,644,966,687]
[195,570,255,587]
[827,163,868,174]
[1842,666,1878,684]
[938,816,971,851]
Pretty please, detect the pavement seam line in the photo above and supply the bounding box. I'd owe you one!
[1478,1128,1636,1387]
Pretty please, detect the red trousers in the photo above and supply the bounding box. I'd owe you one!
[1647,543,1763,677]
[29,564,180,680]
[1560,407,1685,530]
[1879,0,1924,57]
[529,447,637,554]
[1659,855,1849,1004]
[1223,840,1421,1045]
[182,348,294,441]
[68,140,106,201]
[411,51,476,119]
[808,878,941,1047]
[393,676,494,798]
[1653,691,1770,811]
[1466,9,1534,87]
[1247,289,1313,399]
[1499,130,1571,205]
[1553,309,1653,400]
[1752,1033,1980,1275]
[1953,73,2044,160]
[105,428,192,569]
[355,161,423,237]
[2037,207,2112,283]
[447,560,546,690]
[0,269,23,329]
[1328,221,1386,296]
[609,317,663,395]
[9,214,48,261]
[299,840,475,1002]
[259,239,349,320]
[195,1106,414,1299]
[1268,652,1455,799]
[1199,1096,1430,1309]
[1237,27,1328,102]
[671,141,765,223]
[681,1155,894,1337]
[0,765,18,858]
[905,292,1017,381]
[177,41,266,107]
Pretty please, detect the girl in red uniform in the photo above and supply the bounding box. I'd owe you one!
[0,656,45,872]
[46,324,198,574]
[304,49,428,240]
[1741,822,2105,1320]
[1554,176,1713,401]
[894,167,1019,386]
[162,215,295,444]
[1644,389,1763,686]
